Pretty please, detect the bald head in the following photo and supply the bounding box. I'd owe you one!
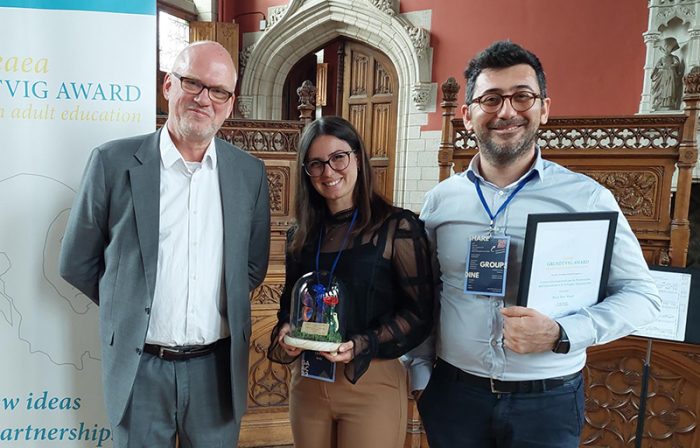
[171,41,237,91]
[163,40,238,157]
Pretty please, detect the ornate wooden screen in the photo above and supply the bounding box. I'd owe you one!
[432,72,700,447]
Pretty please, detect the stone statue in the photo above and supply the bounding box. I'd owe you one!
[651,37,683,111]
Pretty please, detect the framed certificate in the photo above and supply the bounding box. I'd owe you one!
[517,212,617,318]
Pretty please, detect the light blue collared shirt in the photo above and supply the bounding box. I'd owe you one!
[407,148,661,390]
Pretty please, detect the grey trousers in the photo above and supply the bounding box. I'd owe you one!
[113,340,240,448]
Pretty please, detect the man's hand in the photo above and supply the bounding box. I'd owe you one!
[500,306,559,353]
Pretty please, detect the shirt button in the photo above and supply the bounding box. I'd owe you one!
[491,340,498,347]
[145,307,150,314]
[135,348,142,355]
[498,190,505,196]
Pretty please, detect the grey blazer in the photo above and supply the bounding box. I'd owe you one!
[59,129,270,426]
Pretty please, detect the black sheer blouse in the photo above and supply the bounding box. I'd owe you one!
[268,208,435,383]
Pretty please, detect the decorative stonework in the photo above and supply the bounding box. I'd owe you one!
[411,82,432,110]
[266,5,288,29]
[237,95,253,118]
[405,25,430,58]
[684,66,700,94]
[657,5,696,22]
[370,0,396,16]
[239,45,254,79]
[238,0,435,204]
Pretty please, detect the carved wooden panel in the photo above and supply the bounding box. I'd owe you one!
[453,116,685,152]
[350,54,369,96]
[374,61,393,95]
[248,311,290,409]
[583,339,700,447]
[266,166,290,216]
[372,103,391,158]
[578,169,660,218]
[342,41,398,201]
[349,104,367,136]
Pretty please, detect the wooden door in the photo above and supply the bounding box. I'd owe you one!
[342,41,398,202]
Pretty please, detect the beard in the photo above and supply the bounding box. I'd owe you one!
[177,113,219,142]
[474,117,539,167]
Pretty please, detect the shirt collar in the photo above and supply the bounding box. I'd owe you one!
[465,145,545,187]
[159,125,217,170]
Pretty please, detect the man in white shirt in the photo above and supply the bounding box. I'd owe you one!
[60,41,270,447]
[411,41,661,448]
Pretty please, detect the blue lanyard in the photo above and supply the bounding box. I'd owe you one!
[475,171,536,231]
[315,208,359,289]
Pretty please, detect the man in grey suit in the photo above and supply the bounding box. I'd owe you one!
[59,41,270,447]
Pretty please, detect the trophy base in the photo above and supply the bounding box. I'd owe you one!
[284,335,341,354]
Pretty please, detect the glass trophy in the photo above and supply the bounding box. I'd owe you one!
[284,270,348,353]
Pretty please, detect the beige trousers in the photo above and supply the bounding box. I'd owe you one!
[289,358,408,448]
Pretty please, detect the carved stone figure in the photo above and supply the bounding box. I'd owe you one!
[651,37,683,110]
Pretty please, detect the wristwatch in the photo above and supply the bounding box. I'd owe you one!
[552,323,570,354]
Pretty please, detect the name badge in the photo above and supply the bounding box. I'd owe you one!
[464,234,510,296]
[301,351,336,382]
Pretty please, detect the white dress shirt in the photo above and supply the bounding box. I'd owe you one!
[145,129,228,346]
[409,148,661,389]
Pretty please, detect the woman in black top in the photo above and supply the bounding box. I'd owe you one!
[268,116,435,448]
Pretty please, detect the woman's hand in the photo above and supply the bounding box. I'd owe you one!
[277,323,303,357]
[320,340,354,363]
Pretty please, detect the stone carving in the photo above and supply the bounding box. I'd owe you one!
[656,4,696,23]
[405,25,429,58]
[237,95,253,118]
[411,82,431,110]
[267,5,288,29]
[239,45,254,79]
[651,37,683,111]
[683,65,700,94]
[370,0,396,16]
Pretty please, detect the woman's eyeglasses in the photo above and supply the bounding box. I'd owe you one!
[304,150,355,177]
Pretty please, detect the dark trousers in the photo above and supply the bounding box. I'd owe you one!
[418,359,585,448]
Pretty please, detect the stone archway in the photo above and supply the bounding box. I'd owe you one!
[237,0,434,206]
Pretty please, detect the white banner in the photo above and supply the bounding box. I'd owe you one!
[0,2,155,446]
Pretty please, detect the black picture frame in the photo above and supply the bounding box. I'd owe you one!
[517,212,618,311]
[647,265,700,345]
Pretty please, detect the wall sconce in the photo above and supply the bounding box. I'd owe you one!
[233,11,267,31]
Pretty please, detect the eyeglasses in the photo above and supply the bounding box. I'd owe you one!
[171,73,234,104]
[469,91,541,114]
[304,150,355,177]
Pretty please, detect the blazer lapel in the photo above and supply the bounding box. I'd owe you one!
[217,142,243,292]
[129,131,161,300]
